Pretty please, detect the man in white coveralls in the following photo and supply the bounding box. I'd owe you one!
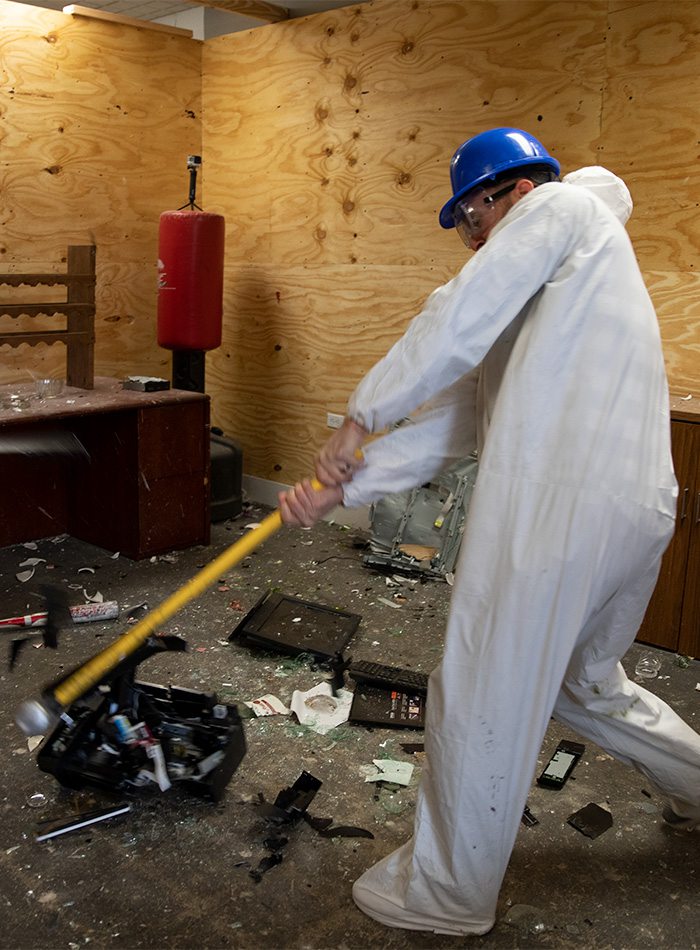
[279,128,700,935]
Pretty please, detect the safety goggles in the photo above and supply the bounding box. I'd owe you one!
[453,181,518,246]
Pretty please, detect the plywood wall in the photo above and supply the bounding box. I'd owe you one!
[602,0,700,392]
[204,0,589,480]
[2,0,698,487]
[203,0,700,484]
[0,1,201,384]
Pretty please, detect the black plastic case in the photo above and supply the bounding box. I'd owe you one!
[37,674,246,803]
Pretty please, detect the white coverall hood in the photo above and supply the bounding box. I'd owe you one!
[563,165,633,225]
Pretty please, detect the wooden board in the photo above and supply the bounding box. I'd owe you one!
[3,0,699,486]
[203,0,607,269]
[0,0,201,385]
[208,260,461,479]
[203,0,618,481]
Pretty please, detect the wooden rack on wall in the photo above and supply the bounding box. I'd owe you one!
[0,245,96,389]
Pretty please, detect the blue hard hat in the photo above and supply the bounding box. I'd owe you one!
[439,128,560,229]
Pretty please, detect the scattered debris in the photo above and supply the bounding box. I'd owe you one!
[1,601,119,630]
[362,759,414,786]
[567,802,613,838]
[35,804,131,842]
[81,589,104,604]
[635,652,661,678]
[242,772,373,882]
[504,904,548,935]
[290,682,353,735]
[245,694,290,717]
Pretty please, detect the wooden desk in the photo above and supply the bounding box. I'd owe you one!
[0,378,210,559]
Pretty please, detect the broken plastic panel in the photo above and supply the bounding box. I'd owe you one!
[349,685,425,729]
[365,450,477,578]
[36,636,246,802]
[229,591,360,661]
[567,802,613,838]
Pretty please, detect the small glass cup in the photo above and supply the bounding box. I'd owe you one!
[635,651,661,679]
[35,378,65,399]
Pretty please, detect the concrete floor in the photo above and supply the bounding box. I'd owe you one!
[0,506,698,950]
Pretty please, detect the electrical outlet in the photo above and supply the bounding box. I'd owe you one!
[326,412,344,429]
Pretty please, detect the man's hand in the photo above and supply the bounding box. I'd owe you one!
[278,480,343,528]
[315,417,368,486]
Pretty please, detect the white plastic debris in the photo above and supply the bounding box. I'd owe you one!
[82,589,104,603]
[378,596,402,609]
[289,682,353,735]
[363,759,414,786]
[244,694,290,717]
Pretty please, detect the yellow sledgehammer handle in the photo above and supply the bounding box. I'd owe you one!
[16,475,331,735]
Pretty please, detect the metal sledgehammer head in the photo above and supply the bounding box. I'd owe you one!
[16,697,61,736]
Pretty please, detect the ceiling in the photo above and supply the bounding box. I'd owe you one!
[9,0,361,37]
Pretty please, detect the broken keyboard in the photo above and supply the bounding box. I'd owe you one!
[348,660,429,695]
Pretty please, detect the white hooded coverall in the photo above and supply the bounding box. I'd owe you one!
[341,170,700,934]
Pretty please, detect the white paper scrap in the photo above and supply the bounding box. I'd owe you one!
[19,558,45,567]
[244,694,290,717]
[289,682,353,735]
[364,759,414,786]
[377,596,402,609]
[16,569,35,583]
[82,589,104,603]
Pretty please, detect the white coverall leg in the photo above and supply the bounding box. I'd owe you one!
[341,173,700,933]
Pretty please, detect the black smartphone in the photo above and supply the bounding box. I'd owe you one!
[536,740,585,789]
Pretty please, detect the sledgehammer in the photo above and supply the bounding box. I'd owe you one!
[16,481,329,736]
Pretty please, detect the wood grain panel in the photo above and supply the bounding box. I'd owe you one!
[0,0,200,386]
[0,260,167,386]
[3,0,699,485]
[203,0,615,480]
[203,0,607,268]
[601,1,700,274]
[644,269,700,393]
[207,262,454,481]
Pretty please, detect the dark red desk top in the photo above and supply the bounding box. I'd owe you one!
[0,377,208,428]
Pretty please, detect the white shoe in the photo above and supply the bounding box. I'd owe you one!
[352,853,495,936]
[662,804,700,831]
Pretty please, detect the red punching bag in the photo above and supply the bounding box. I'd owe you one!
[157,210,225,351]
